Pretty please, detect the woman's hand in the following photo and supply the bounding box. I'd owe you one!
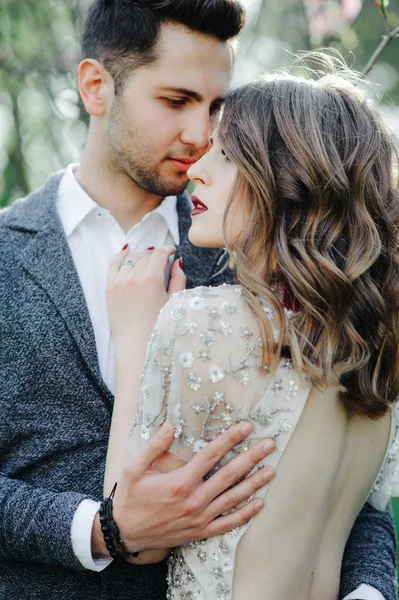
[103,246,186,497]
[106,246,186,356]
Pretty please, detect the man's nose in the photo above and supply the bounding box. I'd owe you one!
[180,112,211,150]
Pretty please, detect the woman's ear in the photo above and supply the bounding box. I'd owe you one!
[78,59,114,117]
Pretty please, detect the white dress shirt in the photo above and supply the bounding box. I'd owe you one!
[58,164,386,600]
[57,164,179,571]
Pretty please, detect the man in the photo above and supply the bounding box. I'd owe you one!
[0,1,396,599]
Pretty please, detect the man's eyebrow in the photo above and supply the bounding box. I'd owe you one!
[158,87,225,105]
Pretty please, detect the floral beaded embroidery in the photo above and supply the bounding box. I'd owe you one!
[130,286,313,599]
[130,284,399,600]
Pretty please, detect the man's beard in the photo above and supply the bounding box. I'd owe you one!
[121,155,188,197]
[107,104,189,197]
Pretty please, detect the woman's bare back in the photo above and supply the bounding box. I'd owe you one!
[233,387,392,600]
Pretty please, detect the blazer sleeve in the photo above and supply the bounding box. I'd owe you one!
[339,502,398,600]
[0,473,93,572]
[0,223,103,573]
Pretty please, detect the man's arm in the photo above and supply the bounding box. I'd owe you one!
[93,422,275,560]
[0,473,90,571]
[0,423,274,572]
[340,502,398,600]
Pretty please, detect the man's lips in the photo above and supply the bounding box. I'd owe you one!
[191,195,208,216]
[168,158,198,172]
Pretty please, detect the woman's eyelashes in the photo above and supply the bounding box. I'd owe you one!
[208,137,229,160]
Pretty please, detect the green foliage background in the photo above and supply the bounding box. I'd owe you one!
[0,0,398,207]
[0,0,399,581]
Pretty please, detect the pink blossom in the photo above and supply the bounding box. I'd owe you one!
[303,0,363,38]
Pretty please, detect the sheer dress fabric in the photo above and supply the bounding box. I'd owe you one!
[128,285,399,600]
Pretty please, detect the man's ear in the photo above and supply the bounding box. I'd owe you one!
[78,59,114,116]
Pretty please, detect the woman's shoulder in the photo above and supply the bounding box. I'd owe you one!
[159,284,280,337]
[156,284,282,359]
[172,283,243,300]
[163,284,244,312]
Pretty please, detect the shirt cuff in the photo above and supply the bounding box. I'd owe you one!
[71,498,113,572]
[342,584,386,600]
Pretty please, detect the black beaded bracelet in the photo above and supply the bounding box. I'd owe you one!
[99,483,139,560]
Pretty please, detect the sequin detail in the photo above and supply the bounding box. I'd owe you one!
[128,284,398,599]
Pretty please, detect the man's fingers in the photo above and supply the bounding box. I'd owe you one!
[205,466,274,522]
[151,451,186,474]
[202,498,264,539]
[200,437,276,505]
[181,423,254,486]
[124,423,175,480]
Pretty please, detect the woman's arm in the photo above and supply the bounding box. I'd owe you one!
[126,283,275,532]
[104,246,185,564]
[104,246,184,491]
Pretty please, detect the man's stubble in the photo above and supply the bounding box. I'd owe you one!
[107,95,188,198]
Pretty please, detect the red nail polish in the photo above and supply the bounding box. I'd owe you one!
[179,258,184,269]
[122,244,128,251]
[147,247,155,251]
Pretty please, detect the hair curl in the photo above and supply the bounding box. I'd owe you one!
[219,53,399,419]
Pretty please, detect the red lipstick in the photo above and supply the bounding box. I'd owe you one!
[191,195,208,216]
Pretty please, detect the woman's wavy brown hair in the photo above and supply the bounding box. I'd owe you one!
[219,54,399,419]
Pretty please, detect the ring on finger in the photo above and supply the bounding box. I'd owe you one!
[121,257,142,269]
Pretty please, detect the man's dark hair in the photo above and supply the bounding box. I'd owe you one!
[82,0,245,85]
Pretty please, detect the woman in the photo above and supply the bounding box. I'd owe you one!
[105,59,399,599]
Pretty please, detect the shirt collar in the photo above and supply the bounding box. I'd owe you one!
[152,195,180,246]
[57,163,98,237]
[57,163,180,245]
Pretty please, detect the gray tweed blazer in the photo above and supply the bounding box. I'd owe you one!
[0,173,397,600]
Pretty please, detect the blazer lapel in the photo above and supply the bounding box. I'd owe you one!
[5,173,112,402]
[4,182,227,401]
[175,192,226,288]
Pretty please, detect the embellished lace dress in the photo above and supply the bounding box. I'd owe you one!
[128,285,399,600]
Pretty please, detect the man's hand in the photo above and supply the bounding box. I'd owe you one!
[92,422,275,557]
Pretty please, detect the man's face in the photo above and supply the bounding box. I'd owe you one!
[106,23,233,197]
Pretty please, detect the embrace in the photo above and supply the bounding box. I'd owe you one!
[1,1,398,599]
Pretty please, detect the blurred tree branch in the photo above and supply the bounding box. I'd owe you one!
[299,0,312,51]
[362,23,399,76]
[361,0,399,77]
[10,89,29,196]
